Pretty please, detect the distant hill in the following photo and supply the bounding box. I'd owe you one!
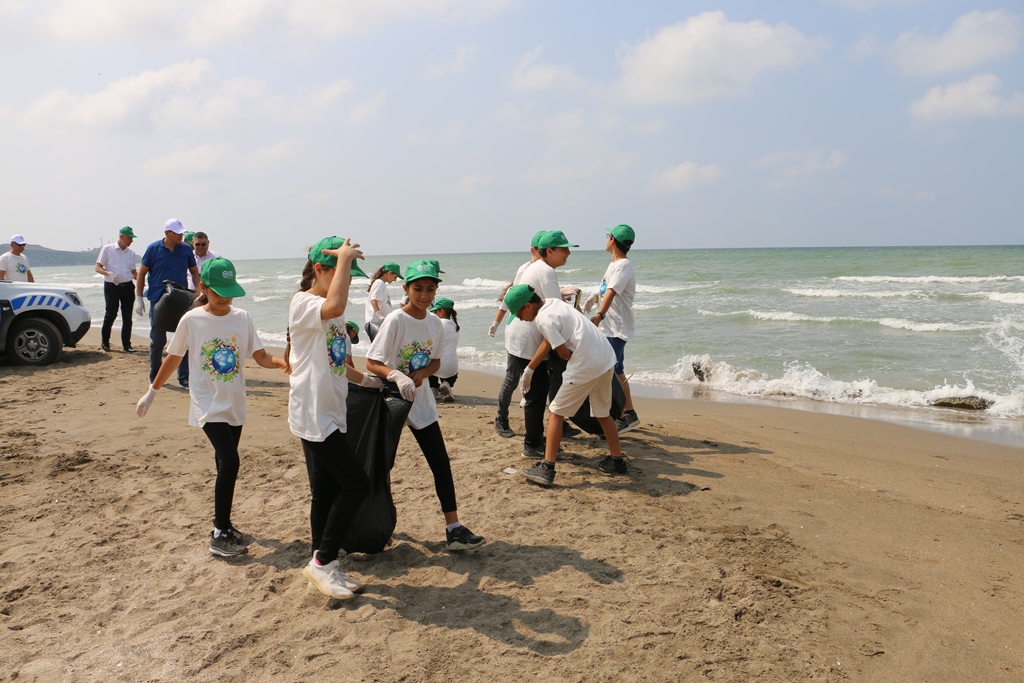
[20,244,104,267]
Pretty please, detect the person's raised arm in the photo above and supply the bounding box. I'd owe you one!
[320,239,363,320]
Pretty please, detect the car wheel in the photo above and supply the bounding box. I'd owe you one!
[8,317,63,366]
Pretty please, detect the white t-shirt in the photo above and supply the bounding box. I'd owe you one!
[364,278,392,326]
[367,308,441,430]
[166,307,263,427]
[503,260,544,359]
[0,252,30,281]
[597,258,636,342]
[96,243,136,284]
[534,299,615,385]
[437,317,459,379]
[521,259,561,300]
[287,290,351,441]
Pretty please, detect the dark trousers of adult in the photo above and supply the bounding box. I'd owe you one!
[202,422,243,532]
[301,430,371,565]
[547,351,566,404]
[148,305,188,385]
[101,281,135,349]
[408,421,458,513]
[496,354,549,450]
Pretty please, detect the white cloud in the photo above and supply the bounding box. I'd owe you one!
[523,154,634,186]
[141,144,229,177]
[629,120,666,135]
[830,0,926,10]
[648,162,724,193]
[248,138,304,168]
[350,90,388,124]
[757,148,847,174]
[511,47,584,92]
[876,185,936,202]
[426,44,478,78]
[43,0,180,41]
[19,0,510,44]
[908,74,1024,122]
[456,171,494,194]
[20,61,352,130]
[617,11,830,105]
[893,10,1022,76]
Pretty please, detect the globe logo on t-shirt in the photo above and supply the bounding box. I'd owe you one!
[409,351,430,372]
[330,335,347,366]
[211,347,237,375]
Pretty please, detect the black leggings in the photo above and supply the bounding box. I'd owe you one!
[302,430,371,564]
[202,422,243,532]
[409,421,458,513]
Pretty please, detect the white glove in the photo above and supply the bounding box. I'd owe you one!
[488,320,499,337]
[136,386,158,418]
[520,367,534,395]
[134,296,146,317]
[387,370,417,401]
[583,292,599,313]
[110,274,121,285]
[360,373,384,390]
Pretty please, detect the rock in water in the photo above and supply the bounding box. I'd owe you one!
[930,396,993,411]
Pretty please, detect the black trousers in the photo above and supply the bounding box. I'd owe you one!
[302,430,371,564]
[496,354,549,449]
[101,281,135,347]
[202,422,243,532]
[409,421,459,513]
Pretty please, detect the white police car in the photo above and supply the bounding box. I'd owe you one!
[0,281,91,366]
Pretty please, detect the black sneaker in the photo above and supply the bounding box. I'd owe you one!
[446,524,485,551]
[562,423,581,438]
[123,345,136,353]
[179,379,190,389]
[210,530,248,557]
[617,411,640,434]
[598,455,629,475]
[522,444,544,459]
[522,461,555,486]
[494,418,514,438]
[225,527,252,546]
[100,342,111,352]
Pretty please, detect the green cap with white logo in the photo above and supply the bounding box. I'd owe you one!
[200,256,246,298]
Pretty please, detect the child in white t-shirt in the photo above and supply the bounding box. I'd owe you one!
[366,260,485,552]
[135,257,288,557]
[504,283,628,487]
[428,297,459,403]
[363,261,402,342]
[285,236,384,602]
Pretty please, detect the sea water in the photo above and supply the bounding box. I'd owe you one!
[33,245,1024,446]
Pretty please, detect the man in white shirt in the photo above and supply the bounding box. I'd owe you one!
[95,226,139,352]
[504,284,628,487]
[187,231,220,289]
[0,234,34,282]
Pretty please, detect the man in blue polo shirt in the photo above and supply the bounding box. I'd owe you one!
[135,218,200,387]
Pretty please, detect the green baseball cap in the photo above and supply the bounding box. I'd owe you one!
[382,261,403,279]
[345,320,360,344]
[537,230,578,249]
[531,231,548,248]
[427,259,445,274]
[607,224,635,246]
[308,236,369,278]
[200,256,246,298]
[119,226,137,238]
[429,297,455,312]
[404,260,442,283]
[184,231,195,244]
[504,284,537,324]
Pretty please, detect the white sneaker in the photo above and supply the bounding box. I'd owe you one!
[302,557,357,600]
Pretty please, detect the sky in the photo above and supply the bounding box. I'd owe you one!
[1,0,1022,260]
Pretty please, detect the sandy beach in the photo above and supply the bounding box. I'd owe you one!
[3,331,1024,682]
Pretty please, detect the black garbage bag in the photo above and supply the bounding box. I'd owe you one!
[340,384,412,554]
[153,280,194,332]
[568,373,626,435]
